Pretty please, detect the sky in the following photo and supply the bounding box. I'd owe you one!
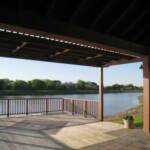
[0,57,143,86]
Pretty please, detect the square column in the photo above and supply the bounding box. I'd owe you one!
[143,56,150,132]
[97,67,104,121]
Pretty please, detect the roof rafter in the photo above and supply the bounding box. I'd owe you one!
[132,22,150,42]
[49,49,70,58]
[79,54,102,61]
[90,0,118,29]
[12,42,28,53]
[106,0,136,33]
[70,0,89,23]
[46,0,57,17]
[121,5,150,36]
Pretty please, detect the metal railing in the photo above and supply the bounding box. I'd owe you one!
[0,98,98,118]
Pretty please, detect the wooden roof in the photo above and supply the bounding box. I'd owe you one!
[0,0,148,67]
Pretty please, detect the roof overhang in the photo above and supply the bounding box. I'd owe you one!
[0,23,144,67]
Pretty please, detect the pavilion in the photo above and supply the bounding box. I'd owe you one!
[0,0,149,132]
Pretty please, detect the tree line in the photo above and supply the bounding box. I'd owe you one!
[105,84,143,92]
[0,79,143,92]
[0,79,98,90]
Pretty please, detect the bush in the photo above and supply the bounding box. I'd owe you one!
[123,115,134,120]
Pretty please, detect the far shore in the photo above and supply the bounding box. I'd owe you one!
[0,90,142,96]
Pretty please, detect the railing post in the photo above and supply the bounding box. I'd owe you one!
[46,98,48,115]
[7,99,9,117]
[26,99,28,115]
[62,98,64,112]
[72,100,74,115]
[83,100,87,118]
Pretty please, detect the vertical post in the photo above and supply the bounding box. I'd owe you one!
[72,100,75,115]
[26,99,28,115]
[62,98,64,112]
[143,56,150,132]
[46,98,48,115]
[7,99,9,117]
[97,67,104,121]
[83,100,87,117]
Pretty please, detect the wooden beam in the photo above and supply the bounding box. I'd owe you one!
[49,49,70,58]
[104,58,142,67]
[97,67,104,121]
[143,56,150,132]
[12,42,28,53]
[79,54,102,61]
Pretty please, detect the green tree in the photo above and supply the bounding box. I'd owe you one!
[13,80,28,90]
[29,79,46,90]
[0,79,13,90]
[76,80,86,90]
[85,82,98,90]
[53,80,62,89]
[63,82,75,90]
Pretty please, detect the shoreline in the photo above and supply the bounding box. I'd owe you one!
[0,90,142,96]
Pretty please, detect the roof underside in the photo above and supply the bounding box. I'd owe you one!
[0,0,149,67]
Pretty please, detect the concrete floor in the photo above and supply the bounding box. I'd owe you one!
[0,113,150,150]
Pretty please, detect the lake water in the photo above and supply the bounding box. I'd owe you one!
[54,92,143,116]
[1,92,143,116]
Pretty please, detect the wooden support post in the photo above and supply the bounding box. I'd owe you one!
[7,99,9,117]
[72,100,75,115]
[97,67,104,121]
[26,99,28,115]
[143,56,150,132]
[83,100,87,117]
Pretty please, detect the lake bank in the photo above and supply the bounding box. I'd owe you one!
[0,90,142,96]
[0,90,98,96]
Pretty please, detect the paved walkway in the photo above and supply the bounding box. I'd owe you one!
[0,113,149,150]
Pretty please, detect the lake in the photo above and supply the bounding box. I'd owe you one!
[54,92,143,116]
[1,92,143,116]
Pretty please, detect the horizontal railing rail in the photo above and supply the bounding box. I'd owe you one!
[0,98,98,118]
[64,98,98,118]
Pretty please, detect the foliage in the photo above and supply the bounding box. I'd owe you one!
[134,114,143,127]
[0,79,143,91]
[105,84,143,92]
[76,80,86,90]
[28,79,46,90]
[13,80,28,90]
[123,115,134,120]
[0,79,13,90]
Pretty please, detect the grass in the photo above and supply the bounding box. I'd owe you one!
[133,114,143,128]
[108,114,143,128]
